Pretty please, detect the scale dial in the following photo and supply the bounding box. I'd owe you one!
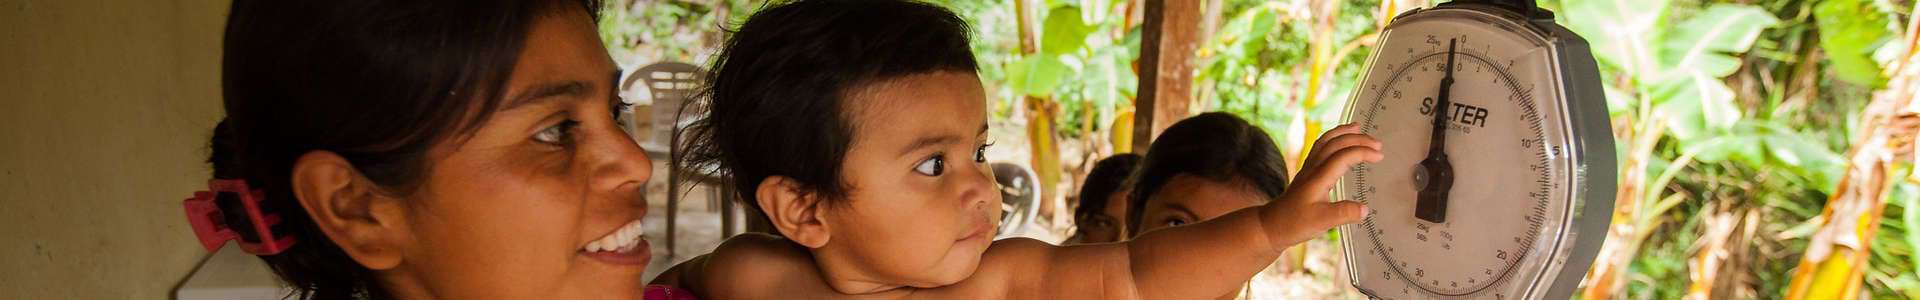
[1337,3,1615,300]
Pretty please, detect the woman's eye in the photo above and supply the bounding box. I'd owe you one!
[913,155,946,176]
[1164,218,1188,228]
[534,120,578,145]
[612,101,634,129]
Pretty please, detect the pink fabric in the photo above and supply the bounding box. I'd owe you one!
[645,284,697,300]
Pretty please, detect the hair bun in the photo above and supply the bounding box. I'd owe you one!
[208,118,243,180]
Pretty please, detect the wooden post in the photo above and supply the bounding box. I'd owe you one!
[1132,0,1202,151]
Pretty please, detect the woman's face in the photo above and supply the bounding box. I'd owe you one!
[1135,175,1268,235]
[393,7,654,298]
[816,71,1001,288]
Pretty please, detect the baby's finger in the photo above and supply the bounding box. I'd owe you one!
[1303,133,1381,173]
[1307,124,1362,157]
[1270,201,1370,247]
[1311,201,1370,230]
[1302,124,1365,170]
[1311,123,1363,149]
[1291,146,1384,202]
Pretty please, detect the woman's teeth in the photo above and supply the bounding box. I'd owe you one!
[585,220,645,253]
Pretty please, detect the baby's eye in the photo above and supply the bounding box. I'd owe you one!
[913,155,946,176]
[534,120,578,145]
[974,142,993,163]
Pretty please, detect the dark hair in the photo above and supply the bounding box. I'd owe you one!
[677,0,978,234]
[1074,154,1142,221]
[213,0,598,298]
[1126,112,1290,233]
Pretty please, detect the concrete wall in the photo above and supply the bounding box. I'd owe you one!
[0,0,230,297]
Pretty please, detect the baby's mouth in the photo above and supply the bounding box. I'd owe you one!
[958,218,992,242]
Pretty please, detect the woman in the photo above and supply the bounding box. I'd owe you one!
[188,0,667,298]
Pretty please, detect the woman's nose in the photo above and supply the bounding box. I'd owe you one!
[589,122,654,209]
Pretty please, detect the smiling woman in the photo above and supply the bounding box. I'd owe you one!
[210,0,661,298]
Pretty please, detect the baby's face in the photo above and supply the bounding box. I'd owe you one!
[821,71,1000,287]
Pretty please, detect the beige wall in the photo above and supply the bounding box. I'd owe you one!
[0,0,229,297]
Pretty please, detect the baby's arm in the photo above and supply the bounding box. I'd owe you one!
[1003,124,1381,299]
[663,125,1379,299]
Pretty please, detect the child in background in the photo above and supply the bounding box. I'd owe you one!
[654,0,1381,298]
[1128,112,1292,235]
[1066,153,1142,244]
[1127,112,1312,299]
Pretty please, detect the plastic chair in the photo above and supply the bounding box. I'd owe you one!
[623,62,741,258]
[991,162,1041,238]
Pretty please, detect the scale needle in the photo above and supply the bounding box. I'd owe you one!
[1415,38,1459,224]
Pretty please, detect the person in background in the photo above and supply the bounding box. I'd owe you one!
[1127,112,1365,299]
[1066,153,1142,244]
[1128,112,1293,235]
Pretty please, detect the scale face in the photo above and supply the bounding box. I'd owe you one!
[1336,2,1616,299]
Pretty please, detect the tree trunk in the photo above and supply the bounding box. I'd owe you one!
[1132,0,1202,151]
[1014,0,1066,227]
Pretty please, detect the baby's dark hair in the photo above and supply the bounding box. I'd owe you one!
[212,0,597,298]
[1074,153,1142,221]
[677,0,978,233]
[1127,112,1290,233]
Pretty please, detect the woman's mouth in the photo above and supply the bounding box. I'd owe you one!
[581,219,651,266]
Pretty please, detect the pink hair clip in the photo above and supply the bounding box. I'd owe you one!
[183,179,296,255]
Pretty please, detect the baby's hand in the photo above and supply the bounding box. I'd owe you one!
[1259,123,1381,251]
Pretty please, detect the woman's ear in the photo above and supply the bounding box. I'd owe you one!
[290,150,413,270]
[756,176,830,248]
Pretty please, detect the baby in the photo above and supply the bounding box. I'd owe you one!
[653,0,1381,298]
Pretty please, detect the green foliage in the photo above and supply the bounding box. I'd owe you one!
[1550,0,1915,296]
[597,0,754,68]
[1812,0,1895,87]
[1199,0,1383,152]
[963,0,1137,138]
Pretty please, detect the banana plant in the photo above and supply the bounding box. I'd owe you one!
[1000,0,1141,227]
[1786,6,1920,298]
[1551,0,1784,297]
[1197,0,1380,175]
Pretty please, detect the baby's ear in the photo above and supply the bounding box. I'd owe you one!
[756,176,830,248]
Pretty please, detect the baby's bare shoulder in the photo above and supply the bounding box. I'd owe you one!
[976,237,1135,299]
[968,238,1066,295]
[711,233,811,262]
[978,237,1062,275]
[982,237,1126,271]
[983,237,1056,259]
[697,233,823,297]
